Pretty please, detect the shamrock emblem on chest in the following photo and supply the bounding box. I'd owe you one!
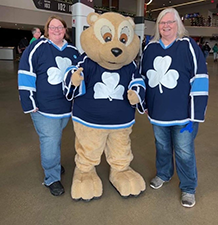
[147,56,179,93]
[93,72,124,101]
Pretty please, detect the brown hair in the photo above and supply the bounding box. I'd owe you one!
[44,15,69,40]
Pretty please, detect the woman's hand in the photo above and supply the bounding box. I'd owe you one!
[33,108,39,113]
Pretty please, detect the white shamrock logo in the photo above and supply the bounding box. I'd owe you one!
[47,56,72,85]
[94,72,124,101]
[147,56,179,93]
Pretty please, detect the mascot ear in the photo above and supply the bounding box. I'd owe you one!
[127,17,135,29]
[87,12,99,26]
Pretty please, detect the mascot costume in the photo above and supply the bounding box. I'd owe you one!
[64,12,146,201]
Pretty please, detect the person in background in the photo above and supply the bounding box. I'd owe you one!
[29,27,41,44]
[202,42,211,63]
[18,15,80,196]
[212,43,218,62]
[140,7,208,208]
[17,36,28,58]
[207,15,211,26]
[196,40,202,50]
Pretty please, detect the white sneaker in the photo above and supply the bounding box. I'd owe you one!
[181,192,196,208]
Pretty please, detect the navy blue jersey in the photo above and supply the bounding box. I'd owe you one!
[18,38,80,118]
[64,53,146,129]
[140,37,209,126]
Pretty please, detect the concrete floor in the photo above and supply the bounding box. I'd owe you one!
[0,56,218,225]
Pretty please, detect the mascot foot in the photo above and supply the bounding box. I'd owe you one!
[71,167,103,201]
[109,167,146,197]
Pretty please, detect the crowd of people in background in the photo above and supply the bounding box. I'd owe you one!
[190,15,212,26]
[145,10,214,27]
[196,41,218,63]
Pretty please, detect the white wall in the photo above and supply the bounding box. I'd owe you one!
[186,26,218,37]
[144,20,155,36]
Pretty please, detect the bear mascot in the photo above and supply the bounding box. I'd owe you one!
[64,12,146,201]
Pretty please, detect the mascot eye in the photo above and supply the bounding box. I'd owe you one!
[103,33,112,42]
[101,25,113,43]
[120,34,128,44]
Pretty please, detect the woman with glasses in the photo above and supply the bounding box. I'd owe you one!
[18,16,80,196]
[140,8,208,208]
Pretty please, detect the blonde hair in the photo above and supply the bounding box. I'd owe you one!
[151,7,188,42]
[44,15,69,40]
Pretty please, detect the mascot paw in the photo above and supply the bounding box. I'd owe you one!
[71,67,84,87]
[109,167,146,197]
[71,167,103,201]
[127,90,140,105]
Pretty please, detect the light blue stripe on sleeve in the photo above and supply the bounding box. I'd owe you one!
[80,80,86,95]
[18,73,36,88]
[65,65,77,74]
[191,77,209,93]
[75,79,86,98]
[129,79,145,89]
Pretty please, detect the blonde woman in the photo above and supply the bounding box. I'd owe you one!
[140,8,209,208]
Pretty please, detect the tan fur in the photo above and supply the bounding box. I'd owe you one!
[71,12,146,201]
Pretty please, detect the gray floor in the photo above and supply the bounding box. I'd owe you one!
[0,56,217,225]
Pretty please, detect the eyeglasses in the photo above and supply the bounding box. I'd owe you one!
[159,20,176,26]
[49,26,65,31]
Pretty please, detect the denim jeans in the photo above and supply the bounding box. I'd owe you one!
[31,112,69,185]
[152,123,199,194]
[213,52,217,60]
[203,50,209,59]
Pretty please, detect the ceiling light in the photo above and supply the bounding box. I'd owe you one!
[146,0,153,6]
[150,0,206,12]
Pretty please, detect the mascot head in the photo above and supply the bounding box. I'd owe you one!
[80,12,140,70]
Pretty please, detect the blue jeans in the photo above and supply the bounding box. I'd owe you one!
[203,50,209,59]
[152,123,199,194]
[31,112,69,185]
